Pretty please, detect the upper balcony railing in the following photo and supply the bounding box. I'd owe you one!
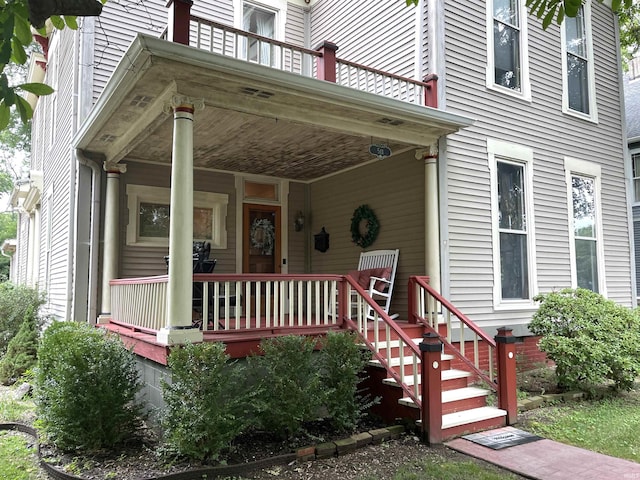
[164,1,438,108]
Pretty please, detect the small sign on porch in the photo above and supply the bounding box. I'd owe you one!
[369,144,392,160]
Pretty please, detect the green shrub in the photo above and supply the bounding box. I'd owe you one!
[249,335,322,438]
[530,288,640,393]
[0,283,44,357]
[319,331,375,432]
[0,306,38,385]
[35,321,144,451]
[161,342,251,461]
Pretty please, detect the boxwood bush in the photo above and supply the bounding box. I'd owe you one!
[161,342,252,461]
[530,288,640,393]
[0,282,44,358]
[35,321,144,451]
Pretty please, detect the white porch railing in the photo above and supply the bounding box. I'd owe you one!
[169,15,437,107]
[109,274,349,333]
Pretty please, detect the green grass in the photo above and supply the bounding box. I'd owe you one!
[523,390,640,462]
[0,394,35,423]
[0,431,43,480]
[357,456,520,480]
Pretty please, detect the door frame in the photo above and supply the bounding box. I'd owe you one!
[235,175,289,274]
[242,203,282,273]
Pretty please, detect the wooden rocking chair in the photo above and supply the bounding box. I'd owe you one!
[348,249,399,321]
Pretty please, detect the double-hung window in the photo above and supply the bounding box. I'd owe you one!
[565,158,605,294]
[632,151,640,203]
[488,0,530,99]
[562,4,597,121]
[489,139,537,308]
[236,0,286,66]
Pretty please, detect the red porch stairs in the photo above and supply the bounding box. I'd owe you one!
[348,276,517,444]
[364,323,507,440]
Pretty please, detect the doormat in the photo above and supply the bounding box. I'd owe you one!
[462,428,544,450]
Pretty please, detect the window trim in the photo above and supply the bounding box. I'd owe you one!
[560,3,598,122]
[234,0,286,41]
[486,0,531,101]
[631,148,640,205]
[564,157,606,294]
[488,138,538,310]
[126,184,228,248]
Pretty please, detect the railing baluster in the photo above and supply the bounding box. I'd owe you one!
[474,334,479,370]
[255,280,261,329]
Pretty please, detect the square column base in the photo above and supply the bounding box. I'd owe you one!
[97,314,111,325]
[156,327,203,346]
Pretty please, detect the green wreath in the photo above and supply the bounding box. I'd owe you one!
[350,204,380,249]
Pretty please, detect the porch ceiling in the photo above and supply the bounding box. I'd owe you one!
[74,35,474,182]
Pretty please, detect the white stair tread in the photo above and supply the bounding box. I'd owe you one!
[369,353,454,369]
[383,368,471,386]
[398,386,489,409]
[442,406,507,430]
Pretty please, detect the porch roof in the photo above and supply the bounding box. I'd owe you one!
[73,34,474,181]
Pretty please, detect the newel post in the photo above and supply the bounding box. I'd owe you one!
[408,276,417,324]
[420,332,443,444]
[315,41,338,83]
[338,276,349,325]
[495,327,518,424]
[423,74,438,108]
[166,0,193,45]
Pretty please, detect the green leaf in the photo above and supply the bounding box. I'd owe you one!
[15,96,33,123]
[13,15,32,46]
[542,6,557,29]
[4,88,15,107]
[565,0,582,18]
[10,37,27,65]
[0,103,9,131]
[50,15,65,30]
[557,5,565,25]
[18,83,55,96]
[64,16,78,30]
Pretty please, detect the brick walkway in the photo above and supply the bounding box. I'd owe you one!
[446,427,640,480]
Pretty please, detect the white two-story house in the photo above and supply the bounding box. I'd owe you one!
[9,0,633,438]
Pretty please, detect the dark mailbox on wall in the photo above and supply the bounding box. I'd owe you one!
[314,227,330,253]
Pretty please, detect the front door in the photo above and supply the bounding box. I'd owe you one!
[243,203,281,274]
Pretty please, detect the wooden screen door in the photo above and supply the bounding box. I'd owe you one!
[243,203,281,274]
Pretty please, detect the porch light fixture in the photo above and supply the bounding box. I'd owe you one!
[314,227,329,253]
[294,211,305,231]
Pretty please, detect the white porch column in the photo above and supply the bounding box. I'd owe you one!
[26,213,35,286]
[99,162,126,322]
[31,207,40,287]
[157,96,204,345]
[418,146,441,293]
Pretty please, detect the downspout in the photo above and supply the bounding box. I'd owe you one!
[75,148,102,324]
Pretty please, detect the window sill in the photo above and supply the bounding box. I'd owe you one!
[486,84,532,103]
[562,108,598,124]
[493,301,537,312]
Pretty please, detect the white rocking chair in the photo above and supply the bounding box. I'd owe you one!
[348,249,399,320]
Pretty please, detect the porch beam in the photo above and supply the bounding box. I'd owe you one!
[99,162,126,321]
[157,95,204,345]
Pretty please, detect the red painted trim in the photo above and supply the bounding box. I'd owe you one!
[174,105,195,114]
[34,34,49,62]
[496,328,519,424]
[167,0,193,45]
[421,336,443,444]
[315,41,338,83]
[423,74,438,108]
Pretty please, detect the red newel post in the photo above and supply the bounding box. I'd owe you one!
[423,74,438,108]
[338,277,348,325]
[408,276,417,324]
[166,0,193,45]
[420,332,443,444]
[315,41,338,83]
[495,327,518,425]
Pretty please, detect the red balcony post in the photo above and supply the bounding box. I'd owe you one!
[408,276,419,324]
[423,74,438,108]
[315,41,338,83]
[166,0,193,45]
[495,327,518,425]
[338,276,348,324]
[420,332,443,444]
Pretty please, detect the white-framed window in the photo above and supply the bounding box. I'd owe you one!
[126,185,228,248]
[234,0,286,66]
[632,150,640,204]
[487,0,531,100]
[561,3,597,121]
[564,157,605,294]
[488,139,537,309]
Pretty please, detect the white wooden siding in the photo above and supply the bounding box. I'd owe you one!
[443,0,631,331]
[310,0,416,78]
